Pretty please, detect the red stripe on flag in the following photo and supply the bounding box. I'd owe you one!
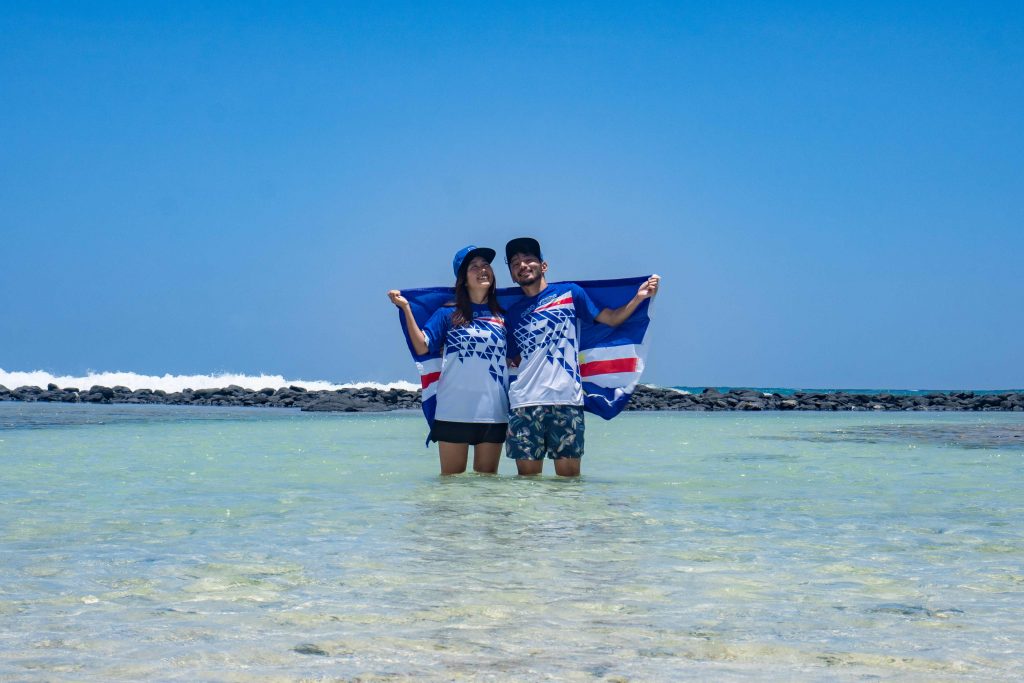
[580,358,638,377]
[420,372,441,388]
[535,295,573,312]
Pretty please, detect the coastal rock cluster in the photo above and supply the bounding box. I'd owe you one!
[626,386,1024,412]
[1,383,1023,412]
[0,383,419,412]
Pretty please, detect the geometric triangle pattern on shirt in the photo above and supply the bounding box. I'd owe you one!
[513,304,580,384]
[445,316,507,387]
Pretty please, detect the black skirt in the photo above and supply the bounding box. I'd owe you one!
[429,420,508,445]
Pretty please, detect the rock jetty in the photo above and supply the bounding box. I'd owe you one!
[1,383,1022,412]
[625,386,1024,412]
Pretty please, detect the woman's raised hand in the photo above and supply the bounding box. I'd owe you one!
[387,290,410,309]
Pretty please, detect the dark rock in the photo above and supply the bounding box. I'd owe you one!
[302,395,388,412]
[14,386,44,401]
[729,389,765,402]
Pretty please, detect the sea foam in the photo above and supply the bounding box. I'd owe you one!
[0,369,419,394]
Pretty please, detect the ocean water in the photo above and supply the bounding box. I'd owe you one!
[1,404,1022,681]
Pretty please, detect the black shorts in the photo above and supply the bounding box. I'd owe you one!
[429,420,508,445]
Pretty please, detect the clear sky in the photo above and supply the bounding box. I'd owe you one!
[2,2,1022,389]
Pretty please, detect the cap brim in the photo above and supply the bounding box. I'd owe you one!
[504,237,542,263]
[459,247,496,273]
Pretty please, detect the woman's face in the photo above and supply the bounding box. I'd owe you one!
[464,256,494,293]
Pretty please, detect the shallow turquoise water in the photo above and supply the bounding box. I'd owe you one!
[1,404,1022,681]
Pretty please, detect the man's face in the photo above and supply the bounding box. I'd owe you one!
[508,252,545,287]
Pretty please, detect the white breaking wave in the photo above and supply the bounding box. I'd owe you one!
[645,384,690,395]
[0,369,420,394]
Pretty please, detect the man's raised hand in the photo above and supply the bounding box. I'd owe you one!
[637,275,660,300]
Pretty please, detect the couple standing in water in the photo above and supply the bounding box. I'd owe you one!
[388,237,660,477]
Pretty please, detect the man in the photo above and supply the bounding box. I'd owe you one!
[503,237,660,476]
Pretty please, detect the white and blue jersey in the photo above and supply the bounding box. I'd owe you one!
[505,283,602,409]
[422,303,509,423]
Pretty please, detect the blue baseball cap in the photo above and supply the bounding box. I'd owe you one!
[452,245,497,277]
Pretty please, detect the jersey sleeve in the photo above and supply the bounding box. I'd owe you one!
[571,284,602,324]
[504,307,521,360]
[421,307,452,355]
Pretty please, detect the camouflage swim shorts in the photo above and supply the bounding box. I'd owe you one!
[505,405,585,460]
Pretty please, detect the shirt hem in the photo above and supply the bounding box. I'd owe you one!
[508,400,584,410]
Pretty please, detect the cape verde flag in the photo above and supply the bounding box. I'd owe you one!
[396,276,654,431]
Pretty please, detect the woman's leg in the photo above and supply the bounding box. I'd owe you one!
[472,442,502,474]
[438,442,469,475]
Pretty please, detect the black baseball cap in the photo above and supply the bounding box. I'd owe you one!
[504,237,543,264]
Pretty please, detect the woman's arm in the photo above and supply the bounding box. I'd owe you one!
[387,290,429,355]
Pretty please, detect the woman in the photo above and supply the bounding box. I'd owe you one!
[388,245,508,475]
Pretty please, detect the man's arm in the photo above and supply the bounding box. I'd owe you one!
[594,275,660,328]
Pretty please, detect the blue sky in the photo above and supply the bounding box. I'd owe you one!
[2,2,1022,389]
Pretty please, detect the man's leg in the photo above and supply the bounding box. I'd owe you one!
[472,442,502,474]
[516,459,544,475]
[550,406,585,477]
[438,442,469,475]
[506,407,545,475]
[553,458,581,477]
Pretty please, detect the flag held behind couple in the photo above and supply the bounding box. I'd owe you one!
[396,276,654,432]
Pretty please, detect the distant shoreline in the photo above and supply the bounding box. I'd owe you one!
[2,384,1022,412]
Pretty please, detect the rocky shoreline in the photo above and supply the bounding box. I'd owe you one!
[1,383,1022,412]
